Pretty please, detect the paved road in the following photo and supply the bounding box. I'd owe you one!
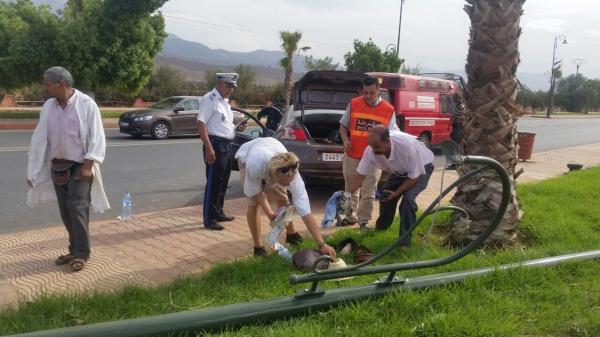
[0,130,237,234]
[2,117,600,234]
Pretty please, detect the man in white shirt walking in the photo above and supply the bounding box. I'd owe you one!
[346,126,434,247]
[26,66,109,272]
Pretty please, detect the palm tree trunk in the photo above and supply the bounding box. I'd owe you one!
[447,0,525,247]
[283,63,293,106]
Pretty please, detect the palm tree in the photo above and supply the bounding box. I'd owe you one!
[279,30,303,106]
[447,0,525,247]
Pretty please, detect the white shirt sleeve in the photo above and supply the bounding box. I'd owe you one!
[288,174,311,217]
[196,95,213,124]
[339,103,351,129]
[356,147,377,176]
[84,100,106,163]
[387,113,399,132]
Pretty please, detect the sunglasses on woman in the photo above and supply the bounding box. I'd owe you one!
[278,162,298,174]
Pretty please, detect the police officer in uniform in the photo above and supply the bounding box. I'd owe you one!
[197,73,245,230]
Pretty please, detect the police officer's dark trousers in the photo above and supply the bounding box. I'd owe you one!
[203,135,232,225]
[375,163,434,245]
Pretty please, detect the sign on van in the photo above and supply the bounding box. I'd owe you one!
[417,95,435,109]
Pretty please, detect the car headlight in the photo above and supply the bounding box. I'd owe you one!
[134,115,153,122]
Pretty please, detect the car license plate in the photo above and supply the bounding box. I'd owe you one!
[120,121,129,127]
[322,153,343,162]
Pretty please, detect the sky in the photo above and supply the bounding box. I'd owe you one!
[160,0,600,80]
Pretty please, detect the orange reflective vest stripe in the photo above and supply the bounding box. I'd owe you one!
[347,97,395,159]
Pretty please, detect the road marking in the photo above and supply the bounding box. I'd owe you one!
[0,139,202,153]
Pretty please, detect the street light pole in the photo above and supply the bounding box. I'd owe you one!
[396,0,405,57]
[546,34,567,118]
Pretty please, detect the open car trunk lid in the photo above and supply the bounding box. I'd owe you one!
[292,71,367,144]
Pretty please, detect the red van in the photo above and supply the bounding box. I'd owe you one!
[367,72,461,147]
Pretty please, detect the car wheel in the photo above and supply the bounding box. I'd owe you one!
[131,133,143,139]
[418,133,431,148]
[151,121,171,140]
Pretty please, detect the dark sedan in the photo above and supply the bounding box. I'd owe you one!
[119,96,202,140]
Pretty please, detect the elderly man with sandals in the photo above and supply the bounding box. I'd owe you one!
[27,66,109,272]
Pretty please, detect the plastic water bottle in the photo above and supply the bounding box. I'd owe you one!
[266,226,282,246]
[273,242,292,261]
[121,192,132,221]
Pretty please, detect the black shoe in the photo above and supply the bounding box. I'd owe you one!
[254,246,267,257]
[204,222,224,231]
[285,232,303,245]
[217,214,235,222]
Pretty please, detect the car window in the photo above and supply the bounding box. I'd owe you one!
[441,94,452,114]
[151,97,184,109]
[180,99,199,111]
[380,89,392,103]
[301,90,358,106]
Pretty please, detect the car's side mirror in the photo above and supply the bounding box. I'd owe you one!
[250,129,261,138]
[173,107,184,113]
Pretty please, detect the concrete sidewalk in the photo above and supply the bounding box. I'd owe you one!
[1,143,600,308]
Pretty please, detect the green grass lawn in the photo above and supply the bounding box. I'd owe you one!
[1,168,600,336]
[0,111,124,119]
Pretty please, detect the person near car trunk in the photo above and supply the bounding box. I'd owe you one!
[256,99,286,131]
[345,126,434,248]
[235,137,336,258]
[26,66,110,272]
[197,73,247,230]
[339,76,399,229]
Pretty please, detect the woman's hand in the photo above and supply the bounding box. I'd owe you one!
[319,243,336,258]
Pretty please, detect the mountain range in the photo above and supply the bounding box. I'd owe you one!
[159,35,549,90]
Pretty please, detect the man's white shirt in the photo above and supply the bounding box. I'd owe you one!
[357,131,434,179]
[197,88,235,139]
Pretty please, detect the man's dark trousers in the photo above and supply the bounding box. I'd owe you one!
[203,135,232,225]
[375,163,434,245]
[53,163,93,259]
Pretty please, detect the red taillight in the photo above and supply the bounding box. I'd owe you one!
[278,126,307,141]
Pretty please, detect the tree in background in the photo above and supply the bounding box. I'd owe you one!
[582,79,600,113]
[0,0,167,95]
[279,30,303,106]
[400,63,421,75]
[447,0,525,247]
[555,74,600,113]
[0,1,60,89]
[140,65,186,101]
[231,64,256,105]
[304,55,339,71]
[516,85,548,112]
[344,39,403,73]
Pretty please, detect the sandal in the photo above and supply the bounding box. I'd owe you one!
[69,258,87,272]
[55,254,75,265]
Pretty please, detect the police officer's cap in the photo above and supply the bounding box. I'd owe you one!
[216,73,239,87]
